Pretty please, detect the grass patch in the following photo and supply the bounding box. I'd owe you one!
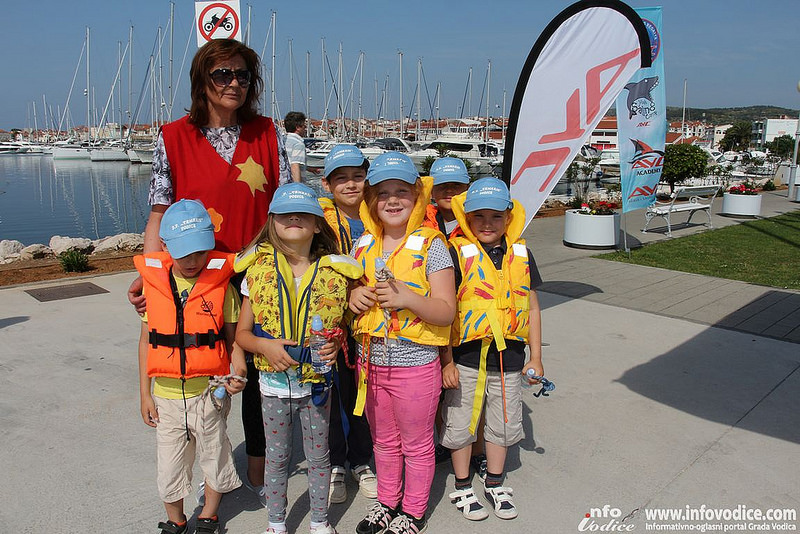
[600,210,800,289]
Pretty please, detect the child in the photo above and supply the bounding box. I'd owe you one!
[319,144,377,504]
[349,152,457,534]
[135,199,246,534]
[440,177,544,522]
[423,157,470,241]
[234,183,363,534]
[421,156,473,467]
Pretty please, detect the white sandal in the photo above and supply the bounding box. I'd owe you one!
[484,485,518,520]
[448,487,489,521]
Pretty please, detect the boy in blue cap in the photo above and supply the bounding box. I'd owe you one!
[440,178,544,522]
[318,145,377,504]
[424,157,471,241]
[135,199,247,534]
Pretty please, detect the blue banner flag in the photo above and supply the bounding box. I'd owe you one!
[617,7,666,213]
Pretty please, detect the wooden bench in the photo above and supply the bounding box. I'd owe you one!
[642,185,721,237]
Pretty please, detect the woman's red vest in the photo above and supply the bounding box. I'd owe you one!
[161,115,281,253]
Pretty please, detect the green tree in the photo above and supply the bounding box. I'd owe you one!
[662,144,708,193]
[719,121,752,152]
[766,134,796,160]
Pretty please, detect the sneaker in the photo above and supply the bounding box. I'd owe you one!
[329,466,347,504]
[434,444,450,464]
[352,464,378,499]
[385,512,427,534]
[195,517,219,534]
[484,485,518,520]
[243,477,268,508]
[470,454,487,481]
[261,529,287,534]
[448,487,489,521]
[356,501,398,534]
[309,522,338,534]
[157,520,187,534]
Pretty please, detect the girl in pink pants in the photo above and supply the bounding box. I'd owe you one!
[348,152,456,534]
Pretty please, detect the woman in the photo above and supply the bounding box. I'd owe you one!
[129,38,290,503]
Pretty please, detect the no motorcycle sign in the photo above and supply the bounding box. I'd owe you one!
[195,0,242,47]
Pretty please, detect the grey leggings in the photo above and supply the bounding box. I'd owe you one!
[261,393,331,523]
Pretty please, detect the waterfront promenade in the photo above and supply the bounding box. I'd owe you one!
[0,191,798,532]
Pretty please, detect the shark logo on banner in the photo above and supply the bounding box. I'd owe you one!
[617,7,666,214]
[503,0,651,230]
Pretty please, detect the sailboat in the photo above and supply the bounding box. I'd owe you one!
[53,28,92,160]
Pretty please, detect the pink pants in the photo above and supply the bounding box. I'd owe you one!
[362,358,441,518]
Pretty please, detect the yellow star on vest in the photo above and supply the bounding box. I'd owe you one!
[235,156,267,196]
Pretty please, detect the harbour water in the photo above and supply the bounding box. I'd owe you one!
[0,155,151,246]
[0,153,604,248]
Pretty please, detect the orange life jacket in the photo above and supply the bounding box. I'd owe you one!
[133,251,234,379]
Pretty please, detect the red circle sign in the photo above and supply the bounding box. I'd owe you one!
[198,3,240,42]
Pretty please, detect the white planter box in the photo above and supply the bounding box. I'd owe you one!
[563,209,620,249]
[721,193,761,217]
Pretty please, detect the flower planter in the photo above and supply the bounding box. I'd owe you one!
[721,193,761,217]
[563,209,620,249]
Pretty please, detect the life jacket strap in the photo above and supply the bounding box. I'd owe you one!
[149,329,220,349]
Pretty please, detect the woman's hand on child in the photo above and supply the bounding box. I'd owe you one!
[442,361,460,389]
[522,361,544,385]
[375,280,414,310]
[140,395,159,427]
[261,338,300,372]
[128,275,147,315]
[349,284,377,314]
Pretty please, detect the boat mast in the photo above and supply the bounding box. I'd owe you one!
[485,60,491,143]
[435,82,440,136]
[338,42,343,139]
[306,50,311,126]
[86,26,91,143]
[468,67,472,118]
[358,51,364,139]
[416,57,421,141]
[168,2,174,121]
[289,39,294,110]
[271,11,276,122]
[128,25,133,141]
[398,50,403,136]
[322,38,328,138]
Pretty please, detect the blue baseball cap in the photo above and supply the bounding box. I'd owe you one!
[463,177,513,213]
[430,157,470,186]
[324,144,367,178]
[269,182,324,217]
[366,151,419,185]
[159,199,216,259]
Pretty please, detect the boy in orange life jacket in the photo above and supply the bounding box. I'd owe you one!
[423,157,471,241]
[440,178,544,522]
[135,199,247,534]
[319,145,377,504]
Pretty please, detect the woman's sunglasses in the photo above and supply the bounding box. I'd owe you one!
[209,68,251,88]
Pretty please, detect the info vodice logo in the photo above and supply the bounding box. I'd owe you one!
[578,505,635,532]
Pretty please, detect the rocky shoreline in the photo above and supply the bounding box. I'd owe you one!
[0,233,144,265]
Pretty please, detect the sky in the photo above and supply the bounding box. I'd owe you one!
[3,0,799,131]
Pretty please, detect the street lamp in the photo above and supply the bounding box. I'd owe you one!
[789,80,800,201]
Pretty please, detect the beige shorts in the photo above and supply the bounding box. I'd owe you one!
[154,392,241,503]
[440,364,524,449]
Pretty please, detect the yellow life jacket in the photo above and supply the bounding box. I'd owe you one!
[235,243,363,381]
[450,192,532,433]
[350,176,450,347]
[320,196,354,254]
[133,251,234,379]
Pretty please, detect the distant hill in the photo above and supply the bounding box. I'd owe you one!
[664,106,798,124]
[607,106,798,124]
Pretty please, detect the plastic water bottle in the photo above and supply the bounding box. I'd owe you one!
[309,314,329,375]
[213,384,227,399]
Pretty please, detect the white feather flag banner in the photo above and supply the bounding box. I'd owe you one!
[503,0,651,230]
